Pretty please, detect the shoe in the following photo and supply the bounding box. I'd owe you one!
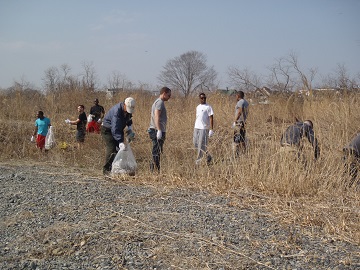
[103,169,111,176]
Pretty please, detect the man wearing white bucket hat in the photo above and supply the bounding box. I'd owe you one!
[101,97,135,175]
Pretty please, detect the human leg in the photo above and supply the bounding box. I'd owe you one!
[76,130,86,150]
[101,126,117,174]
[36,135,46,152]
[148,129,165,172]
[194,129,209,164]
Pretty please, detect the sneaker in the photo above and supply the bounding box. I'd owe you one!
[103,169,111,176]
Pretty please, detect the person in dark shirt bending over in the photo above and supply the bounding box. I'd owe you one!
[280,119,320,162]
[101,97,135,175]
[343,133,360,186]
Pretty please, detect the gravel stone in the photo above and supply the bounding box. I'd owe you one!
[0,164,359,269]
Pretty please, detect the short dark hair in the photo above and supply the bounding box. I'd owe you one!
[160,87,171,95]
[38,111,44,116]
[237,91,245,98]
[78,105,85,109]
[199,92,206,98]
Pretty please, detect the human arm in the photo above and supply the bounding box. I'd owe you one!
[305,126,320,159]
[33,126,38,137]
[208,114,214,137]
[154,109,161,131]
[234,108,242,123]
[154,109,163,139]
[69,119,80,125]
[111,108,133,143]
[209,114,214,130]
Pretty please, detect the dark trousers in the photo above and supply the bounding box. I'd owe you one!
[148,129,166,172]
[101,126,117,173]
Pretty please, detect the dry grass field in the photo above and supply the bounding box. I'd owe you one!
[1,87,359,246]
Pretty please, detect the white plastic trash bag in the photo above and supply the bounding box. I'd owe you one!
[45,126,56,150]
[87,114,94,122]
[111,143,137,176]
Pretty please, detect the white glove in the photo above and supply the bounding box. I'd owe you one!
[156,130,162,140]
[128,125,132,131]
[31,135,35,142]
[118,142,126,151]
[97,118,102,124]
[232,122,236,128]
[208,130,214,137]
[65,119,71,124]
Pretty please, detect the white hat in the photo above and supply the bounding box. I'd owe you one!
[124,97,135,114]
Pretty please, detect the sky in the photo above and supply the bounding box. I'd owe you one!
[0,0,359,90]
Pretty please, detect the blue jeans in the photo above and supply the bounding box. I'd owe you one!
[148,129,166,172]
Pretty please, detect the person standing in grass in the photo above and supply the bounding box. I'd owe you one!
[232,90,249,157]
[343,133,360,186]
[193,92,214,165]
[32,111,51,152]
[87,98,105,133]
[148,87,171,172]
[101,97,135,176]
[280,119,320,161]
[65,105,87,150]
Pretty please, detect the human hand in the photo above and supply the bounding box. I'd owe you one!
[31,135,35,142]
[232,122,236,129]
[127,130,135,142]
[156,130,162,140]
[208,130,214,137]
[65,119,71,124]
[119,142,126,151]
[97,118,102,124]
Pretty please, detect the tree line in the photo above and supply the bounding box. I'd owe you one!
[2,51,359,96]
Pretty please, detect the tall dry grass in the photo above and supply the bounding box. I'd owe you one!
[0,88,359,243]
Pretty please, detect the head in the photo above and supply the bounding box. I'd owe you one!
[124,97,135,114]
[236,90,245,101]
[199,92,207,104]
[160,87,171,101]
[94,98,99,105]
[77,105,85,113]
[304,120,314,129]
[37,111,44,119]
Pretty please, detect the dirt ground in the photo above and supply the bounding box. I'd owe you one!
[0,162,359,270]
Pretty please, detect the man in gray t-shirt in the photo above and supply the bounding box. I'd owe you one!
[343,133,360,186]
[148,87,171,172]
[232,91,249,156]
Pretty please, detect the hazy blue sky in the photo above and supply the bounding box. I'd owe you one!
[0,0,359,90]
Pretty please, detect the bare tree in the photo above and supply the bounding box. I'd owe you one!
[81,61,97,91]
[287,52,317,92]
[267,57,297,92]
[334,63,359,90]
[42,66,60,92]
[14,75,34,91]
[227,66,262,91]
[60,64,71,82]
[158,51,217,97]
[107,71,128,90]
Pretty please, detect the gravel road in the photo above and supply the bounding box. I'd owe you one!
[0,163,359,270]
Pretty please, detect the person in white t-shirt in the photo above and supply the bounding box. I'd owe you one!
[193,93,214,165]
